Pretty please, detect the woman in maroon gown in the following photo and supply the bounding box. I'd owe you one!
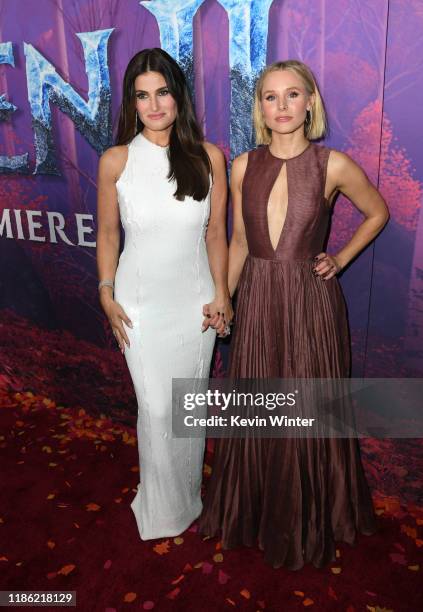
[198,60,389,570]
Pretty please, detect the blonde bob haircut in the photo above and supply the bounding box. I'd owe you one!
[253,60,327,144]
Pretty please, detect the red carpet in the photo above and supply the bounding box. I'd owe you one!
[1,388,422,612]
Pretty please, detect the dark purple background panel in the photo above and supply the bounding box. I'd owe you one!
[0,0,422,409]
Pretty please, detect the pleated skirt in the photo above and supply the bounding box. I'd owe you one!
[198,255,376,569]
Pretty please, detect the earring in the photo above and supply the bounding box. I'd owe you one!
[134,111,138,136]
[306,108,313,125]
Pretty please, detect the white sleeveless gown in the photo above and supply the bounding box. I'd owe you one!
[114,132,216,539]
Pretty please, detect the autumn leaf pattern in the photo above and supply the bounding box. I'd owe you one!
[0,383,422,611]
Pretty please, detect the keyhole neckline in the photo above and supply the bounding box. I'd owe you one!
[267,141,311,161]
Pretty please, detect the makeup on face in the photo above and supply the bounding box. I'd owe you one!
[260,71,312,133]
[262,86,304,109]
[134,71,177,130]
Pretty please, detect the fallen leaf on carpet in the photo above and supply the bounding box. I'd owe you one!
[328,586,338,600]
[86,502,100,511]
[401,524,418,539]
[166,588,180,599]
[389,553,406,565]
[153,540,170,555]
[58,564,75,575]
[218,570,230,584]
[123,592,137,602]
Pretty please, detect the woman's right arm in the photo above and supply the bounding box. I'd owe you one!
[228,153,249,297]
[96,146,132,353]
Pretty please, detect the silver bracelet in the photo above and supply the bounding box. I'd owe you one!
[98,279,114,292]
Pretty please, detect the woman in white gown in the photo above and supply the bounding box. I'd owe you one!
[96,48,232,540]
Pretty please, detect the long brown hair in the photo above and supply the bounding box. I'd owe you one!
[116,48,211,201]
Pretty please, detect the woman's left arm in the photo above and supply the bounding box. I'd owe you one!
[202,142,233,335]
[314,150,390,280]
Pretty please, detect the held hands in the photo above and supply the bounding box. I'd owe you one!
[100,291,132,354]
[313,252,343,280]
[202,294,234,338]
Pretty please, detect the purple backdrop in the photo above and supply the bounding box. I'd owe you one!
[0,0,422,419]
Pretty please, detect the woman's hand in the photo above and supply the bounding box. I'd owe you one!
[100,293,133,353]
[202,294,233,337]
[313,252,343,280]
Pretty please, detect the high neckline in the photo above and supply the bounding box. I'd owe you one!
[266,141,311,161]
[139,132,169,150]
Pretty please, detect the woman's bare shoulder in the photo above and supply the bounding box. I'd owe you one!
[98,145,129,182]
[327,148,358,171]
[232,151,249,168]
[327,148,368,187]
[203,141,226,165]
[231,151,249,184]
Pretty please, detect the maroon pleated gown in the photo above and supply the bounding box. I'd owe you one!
[198,142,376,570]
